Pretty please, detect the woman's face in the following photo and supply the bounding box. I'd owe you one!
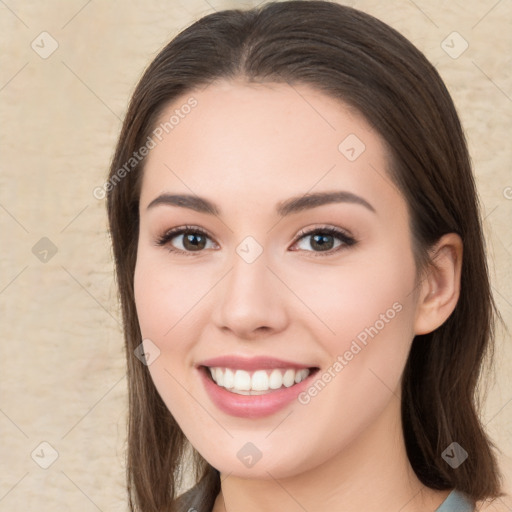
[134,79,422,478]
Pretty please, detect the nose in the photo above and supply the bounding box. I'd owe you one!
[211,247,289,340]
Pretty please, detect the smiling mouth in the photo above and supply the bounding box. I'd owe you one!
[201,365,320,395]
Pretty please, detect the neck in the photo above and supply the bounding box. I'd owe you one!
[213,395,451,512]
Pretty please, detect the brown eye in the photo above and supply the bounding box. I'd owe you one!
[181,232,208,251]
[156,226,216,255]
[292,226,356,256]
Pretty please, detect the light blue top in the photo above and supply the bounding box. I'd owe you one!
[435,490,474,512]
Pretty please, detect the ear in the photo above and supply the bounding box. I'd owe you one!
[414,233,463,335]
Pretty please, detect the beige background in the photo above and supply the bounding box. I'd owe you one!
[0,1,511,510]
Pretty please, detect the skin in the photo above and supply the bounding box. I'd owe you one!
[133,79,463,512]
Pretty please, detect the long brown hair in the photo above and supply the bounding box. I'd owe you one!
[106,1,504,510]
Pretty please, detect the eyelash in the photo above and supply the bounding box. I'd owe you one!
[155,224,357,258]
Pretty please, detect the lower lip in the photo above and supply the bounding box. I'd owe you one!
[197,366,319,419]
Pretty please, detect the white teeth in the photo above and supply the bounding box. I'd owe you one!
[251,370,269,391]
[223,368,235,389]
[214,367,224,387]
[234,369,252,391]
[295,370,306,384]
[269,369,283,389]
[207,367,311,394]
[283,369,295,387]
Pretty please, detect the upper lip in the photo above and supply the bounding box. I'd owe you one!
[197,355,317,371]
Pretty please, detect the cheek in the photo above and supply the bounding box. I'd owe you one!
[133,250,219,401]
[133,253,191,402]
[134,261,166,343]
[292,243,418,410]
[133,250,208,343]
[133,255,200,417]
[287,249,417,461]
[294,245,417,353]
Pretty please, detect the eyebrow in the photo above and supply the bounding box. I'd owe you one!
[146,190,376,216]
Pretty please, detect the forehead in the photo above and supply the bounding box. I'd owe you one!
[139,79,402,220]
[151,79,371,160]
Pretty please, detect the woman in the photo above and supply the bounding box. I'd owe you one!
[106,1,506,510]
